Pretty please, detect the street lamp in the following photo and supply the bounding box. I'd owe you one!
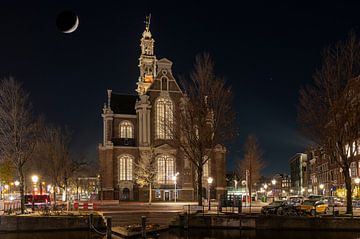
[4,184,9,200]
[271,179,276,200]
[319,184,324,195]
[172,172,179,203]
[31,175,39,211]
[207,177,213,211]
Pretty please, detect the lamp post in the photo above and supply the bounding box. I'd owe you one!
[4,184,9,200]
[207,177,213,211]
[271,179,276,200]
[319,184,324,196]
[31,175,39,211]
[263,184,268,202]
[355,178,360,198]
[14,181,20,200]
[172,172,179,203]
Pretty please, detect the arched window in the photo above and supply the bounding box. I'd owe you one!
[119,121,134,138]
[203,158,210,178]
[119,155,133,181]
[157,155,174,184]
[161,77,168,91]
[156,97,173,139]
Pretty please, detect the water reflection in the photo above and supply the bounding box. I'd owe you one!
[159,228,360,239]
[0,230,103,239]
[2,229,360,239]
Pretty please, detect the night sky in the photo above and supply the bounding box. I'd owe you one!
[1,1,359,176]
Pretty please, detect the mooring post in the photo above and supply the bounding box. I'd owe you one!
[141,215,147,238]
[238,198,242,214]
[106,217,112,239]
[89,213,93,229]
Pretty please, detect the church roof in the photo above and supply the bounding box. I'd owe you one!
[110,93,138,114]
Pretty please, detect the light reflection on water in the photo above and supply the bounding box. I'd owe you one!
[2,229,360,239]
[0,230,103,239]
[159,228,360,239]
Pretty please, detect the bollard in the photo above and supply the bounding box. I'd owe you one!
[106,217,112,239]
[89,213,93,229]
[141,216,147,238]
[238,198,242,214]
[184,212,189,229]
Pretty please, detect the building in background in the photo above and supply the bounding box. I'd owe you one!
[305,147,360,198]
[289,153,308,196]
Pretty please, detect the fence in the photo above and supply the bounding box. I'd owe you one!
[0,200,21,214]
[73,201,96,210]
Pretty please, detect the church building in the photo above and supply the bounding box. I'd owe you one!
[98,18,227,201]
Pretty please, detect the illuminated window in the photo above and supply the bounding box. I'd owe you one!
[119,121,134,138]
[157,155,174,184]
[156,97,173,139]
[119,155,133,181]
[203,158,210,178]
[350,162,357,177]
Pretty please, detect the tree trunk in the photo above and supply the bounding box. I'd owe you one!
[18,167,25,214]
[344,168,353,214]
[197,166,203,206]
[53,186,57,208]
[149,183,152,205]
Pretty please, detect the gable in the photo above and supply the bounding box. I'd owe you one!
[147,58,182,93]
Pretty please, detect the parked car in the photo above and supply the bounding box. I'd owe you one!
[261,200,298,216]
[297,200,328,216]
[288,195,304,206]
[322,196,344,207]
[307,195,324,201]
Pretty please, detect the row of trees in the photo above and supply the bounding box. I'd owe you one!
[236,32,360,217]
[0,78,87,213]
[298,32,360,214]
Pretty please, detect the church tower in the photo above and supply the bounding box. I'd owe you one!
[136,15,157,95]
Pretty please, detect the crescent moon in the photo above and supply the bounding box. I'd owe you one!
[64,16,79,33]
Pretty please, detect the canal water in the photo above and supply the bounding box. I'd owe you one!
[1,229,360,239]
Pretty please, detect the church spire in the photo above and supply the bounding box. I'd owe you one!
[136,14,157,95]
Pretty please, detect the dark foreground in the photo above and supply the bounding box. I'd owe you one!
[2,229,360,239]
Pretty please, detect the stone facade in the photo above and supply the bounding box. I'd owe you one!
[98,18,226,202]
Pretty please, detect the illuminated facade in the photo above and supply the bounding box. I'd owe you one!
[98,18,226,201]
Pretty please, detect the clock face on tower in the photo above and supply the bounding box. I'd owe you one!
[144,65,153,83]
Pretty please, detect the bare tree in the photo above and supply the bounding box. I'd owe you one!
[171,53,237,205]
[134,148,157,204]
[298,32,360,214]
[237,135,264,212]
[36,126,69,206]
[36,125,86,206]
[0,78,39,213]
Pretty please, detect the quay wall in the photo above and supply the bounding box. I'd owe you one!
[0,215,105,232]
[176,214,360,231]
